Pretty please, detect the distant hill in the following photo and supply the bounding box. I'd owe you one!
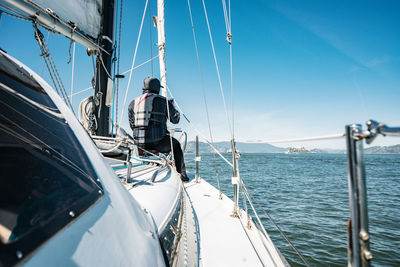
[364,144,400,154]
[185,141,286,153]
[185,142,400,154]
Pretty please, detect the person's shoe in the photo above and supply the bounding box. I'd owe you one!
[181,174,189,182]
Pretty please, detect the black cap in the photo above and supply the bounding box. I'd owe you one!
[143,77,163,93]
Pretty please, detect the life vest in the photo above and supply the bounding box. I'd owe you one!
[133,93,165,127]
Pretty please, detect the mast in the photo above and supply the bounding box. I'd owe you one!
[94,0,115,136]
[157,0,167,97]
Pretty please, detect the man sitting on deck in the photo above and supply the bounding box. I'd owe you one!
[128,77,189,182]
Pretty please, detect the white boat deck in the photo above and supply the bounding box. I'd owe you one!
[184,178,287,267]
[105,156,286,267]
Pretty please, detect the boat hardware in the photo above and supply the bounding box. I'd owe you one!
[195,135,200,183]
[346,120,400,267]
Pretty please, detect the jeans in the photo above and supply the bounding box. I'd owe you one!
[143,135,187,176]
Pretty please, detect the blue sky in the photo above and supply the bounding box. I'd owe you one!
[1,0,399,149]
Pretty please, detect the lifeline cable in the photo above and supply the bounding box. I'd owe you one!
[249,133,346,144]
[245,186,311,267]
[187,0,222,196]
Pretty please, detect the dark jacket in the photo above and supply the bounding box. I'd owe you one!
[128,90,180,144]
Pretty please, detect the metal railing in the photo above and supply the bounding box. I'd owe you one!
[193,119,399,267]
[345,120,400,267]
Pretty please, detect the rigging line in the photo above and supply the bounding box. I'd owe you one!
[99,54,113,79]
[167,87,233,168]
[221,0,230,34]
[34,27,67,106]
[187,0,214,142]
[201,0,233,139]
[228,0,231,33]
[40,31,50,76]
[117,0,149,134]
[221,0,234,138]
[70,86,92,97]
[187,0,222,196]
[120,55,159,75]
[246,188,311,267]
[36,34,60,97]
[250,133,346,144]
[115,0,123,131]
[70,42,76,105]
[148,0,154,76]
[0,4,31,21]
[110,0,119,137]
[47,39,74,112]
[34,25,74,112]
[91,55,97,92]
[229,32,234,139]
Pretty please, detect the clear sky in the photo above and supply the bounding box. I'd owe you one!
[1,0,399,149]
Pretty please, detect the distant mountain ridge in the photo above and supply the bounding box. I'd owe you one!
[185,141,286,153]
[185,141,400,154]
[364,144,400,154]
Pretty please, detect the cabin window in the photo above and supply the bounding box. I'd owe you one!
[0,54,102,265]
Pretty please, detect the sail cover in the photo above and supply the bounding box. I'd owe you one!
[30,0,102,39]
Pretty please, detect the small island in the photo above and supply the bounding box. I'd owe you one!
[285,147,312,154]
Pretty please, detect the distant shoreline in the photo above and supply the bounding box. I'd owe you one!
[185,151,399,155]
[185,141,400,155]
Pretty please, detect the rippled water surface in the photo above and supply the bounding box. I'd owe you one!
[185,153,400,266]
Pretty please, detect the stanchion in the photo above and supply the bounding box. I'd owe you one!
[345,124,371,267]
[195,136,201,183]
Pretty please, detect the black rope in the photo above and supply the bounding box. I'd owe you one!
[33,24,75,114]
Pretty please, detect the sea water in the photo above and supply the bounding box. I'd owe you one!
[185,153,400,266]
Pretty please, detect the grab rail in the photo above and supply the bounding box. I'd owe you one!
[345,120,399,267]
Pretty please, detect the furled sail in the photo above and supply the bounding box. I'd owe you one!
[30,0,102,39]
[2,0,103,50]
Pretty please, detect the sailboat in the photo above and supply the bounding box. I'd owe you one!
[0,0,289,266]
[3,1,396,266]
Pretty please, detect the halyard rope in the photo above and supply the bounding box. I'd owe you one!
[187,0,222,195]
[117,0,149,134]
[73,55,159,98]
[115,0,124,130]
[167,87,233,168]
[33,24,74,114]
[201,0,233,139]
[221,0,235,139]
[69,42,76,105]
[120,55,159,75]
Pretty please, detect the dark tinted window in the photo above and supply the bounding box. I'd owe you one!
[0,54,103,266]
